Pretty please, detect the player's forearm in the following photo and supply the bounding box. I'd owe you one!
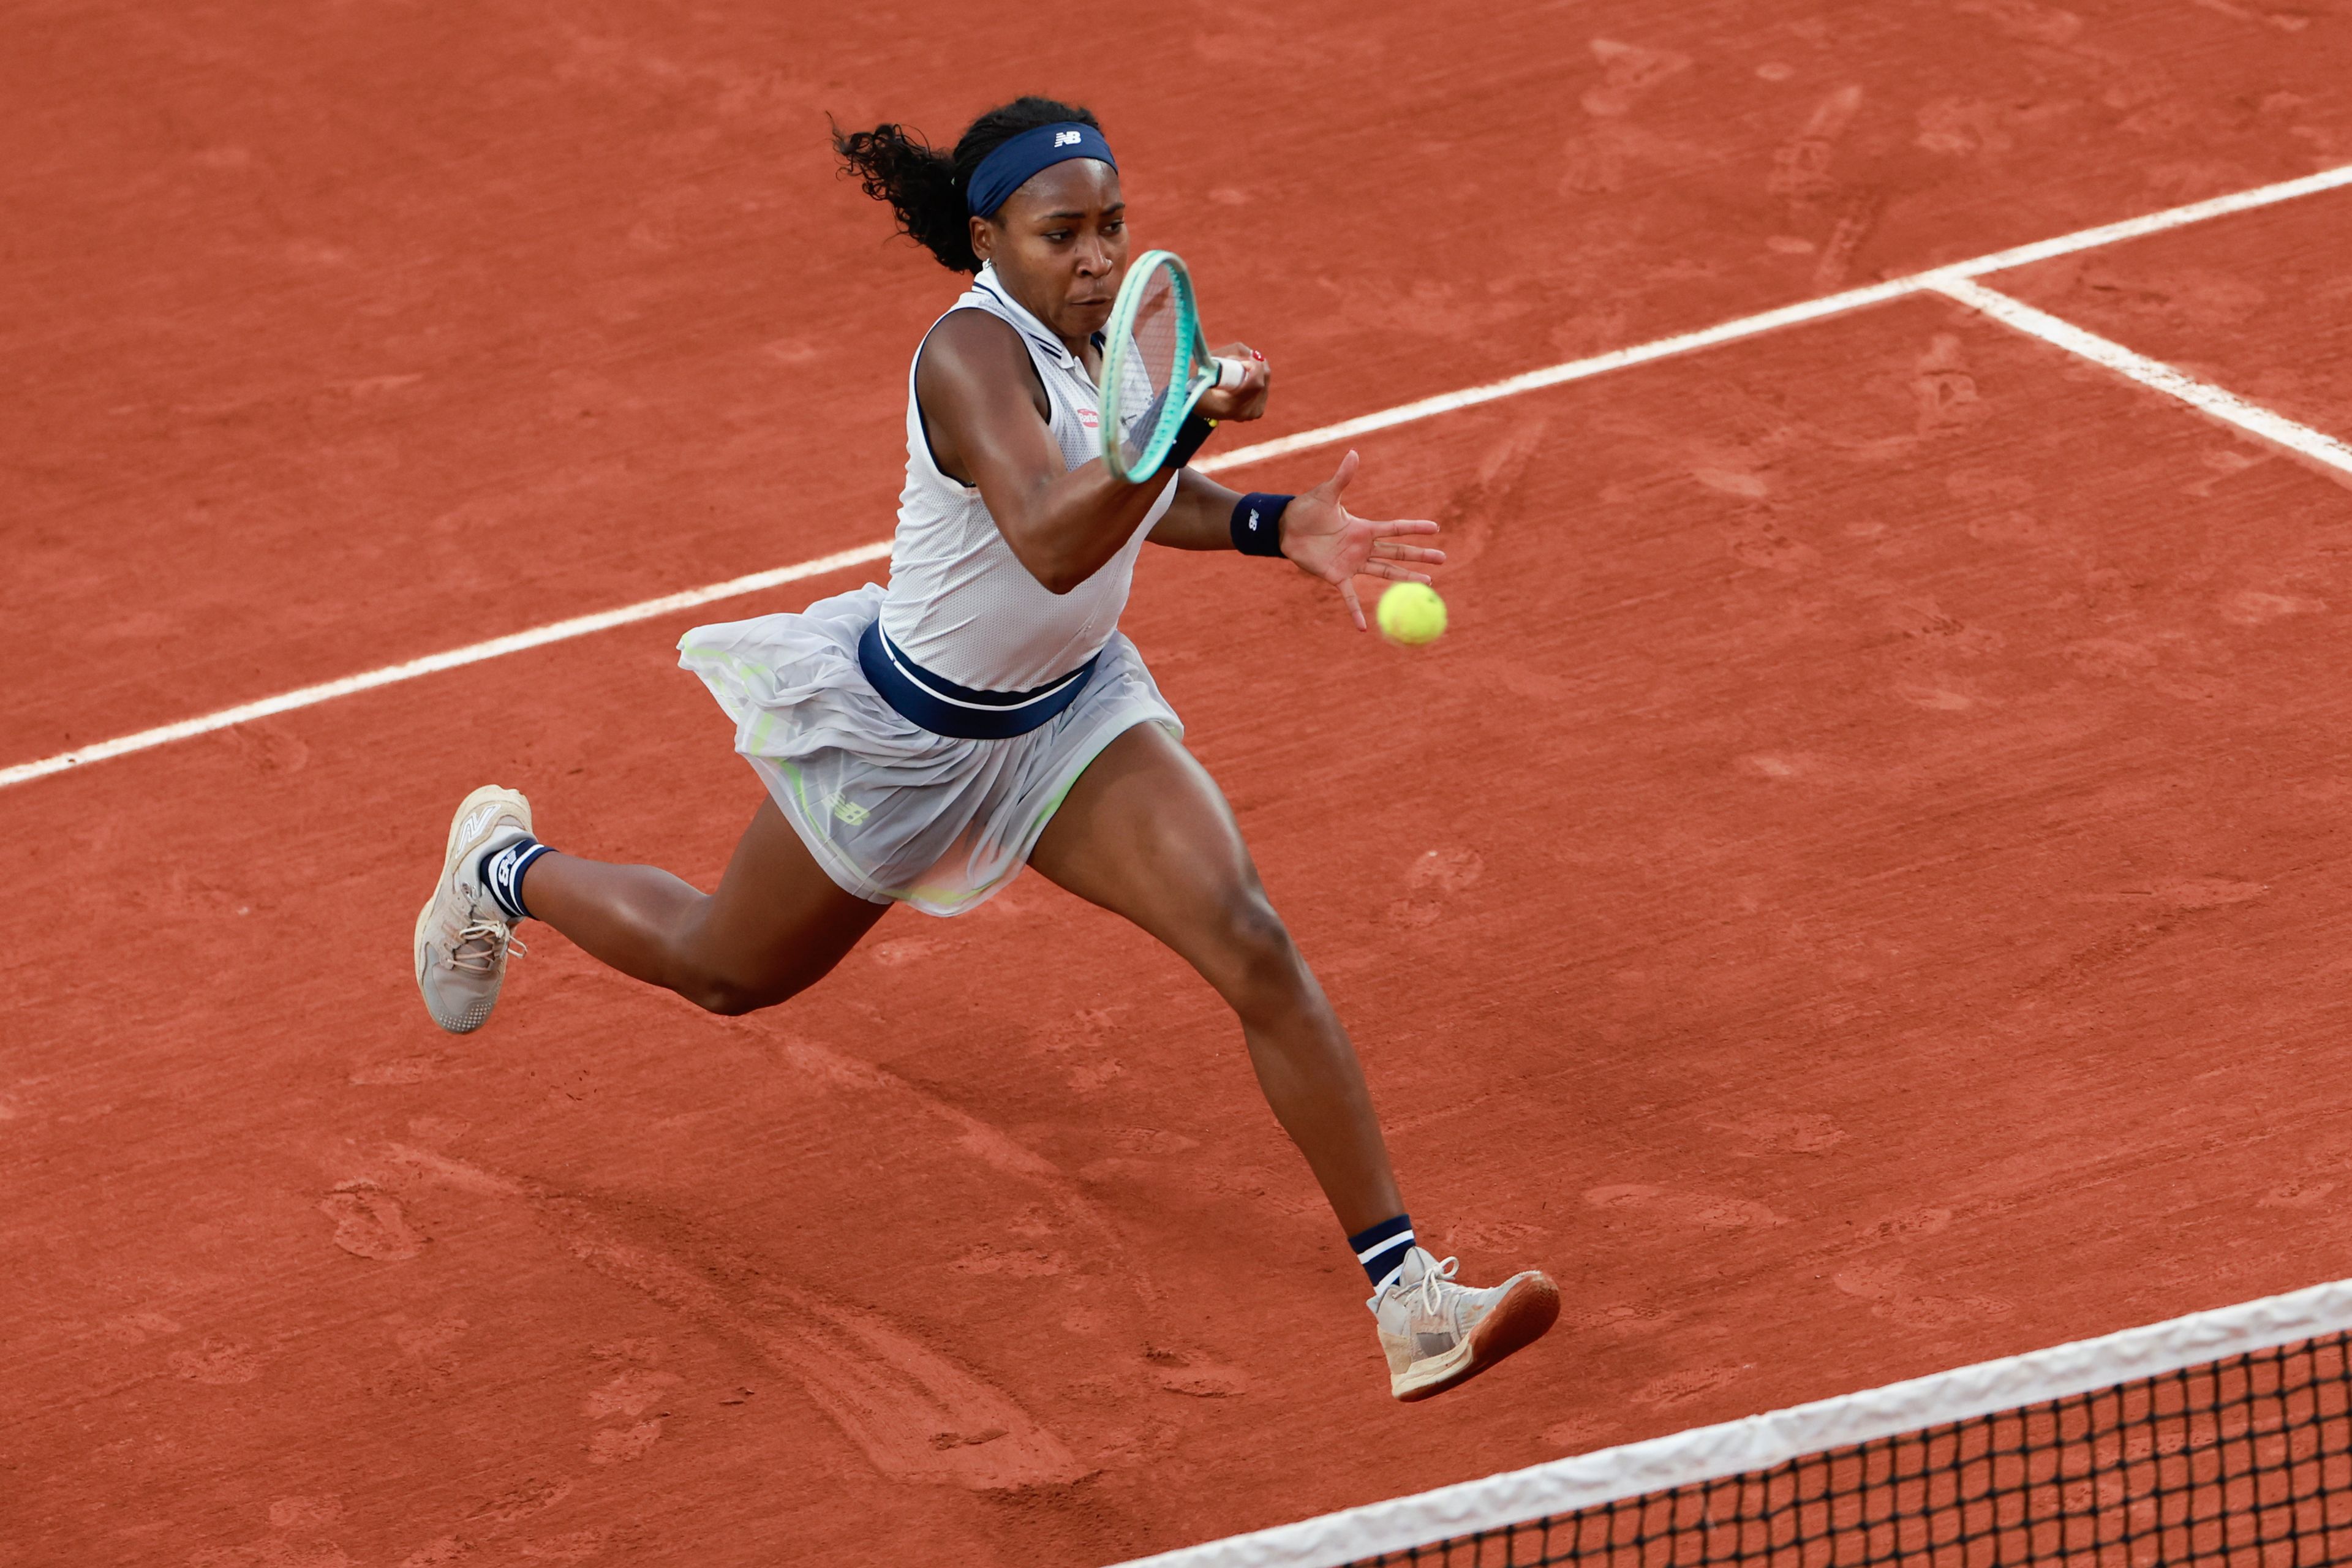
[1147,470,1245,551]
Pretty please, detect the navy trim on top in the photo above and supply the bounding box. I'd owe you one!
[913,301,1060,484]
[971,278,1068,364]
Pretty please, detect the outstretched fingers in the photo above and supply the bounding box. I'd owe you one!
[1336,578,1367,631]
[1295,454,1439,628]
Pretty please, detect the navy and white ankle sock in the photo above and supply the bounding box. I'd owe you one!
[1350,1214,1417,1293]
[478,835,554,921]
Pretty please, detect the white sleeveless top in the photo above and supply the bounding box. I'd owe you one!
[877,263,1175,692]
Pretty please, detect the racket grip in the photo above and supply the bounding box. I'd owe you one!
[1214,356,1248,391]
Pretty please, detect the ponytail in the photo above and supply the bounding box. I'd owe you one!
[832,96,1103,274]
[832,121,971,271]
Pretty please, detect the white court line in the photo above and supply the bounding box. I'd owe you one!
[1204,159,2352,469]
[1930,276,2352,481]
[0,543,888,790]
[9,160,2352,793]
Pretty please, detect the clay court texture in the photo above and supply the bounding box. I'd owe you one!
[13,2,2352,1564]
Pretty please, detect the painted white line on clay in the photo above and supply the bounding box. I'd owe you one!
[1205,160,2352,470]
[10,162,2351,791]
[0,543,891,790]
[1931,277,2352,481]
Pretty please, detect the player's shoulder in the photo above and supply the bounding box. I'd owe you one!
[917,304,1046,415]
[921,303,1030,379]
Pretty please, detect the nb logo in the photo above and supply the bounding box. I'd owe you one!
[1054,130,1083,148]
[460,805,496,845]
[1247,510,1261,530]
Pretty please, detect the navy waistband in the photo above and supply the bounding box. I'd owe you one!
[857,617,1098,740]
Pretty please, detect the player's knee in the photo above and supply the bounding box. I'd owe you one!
[690,982,765,1016]
[1219,893,1304,1005]
[680,963,803,1017]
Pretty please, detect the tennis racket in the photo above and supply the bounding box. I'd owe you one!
[1097,249,1246,482]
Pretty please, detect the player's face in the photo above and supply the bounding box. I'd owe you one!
[971,160,1129,345]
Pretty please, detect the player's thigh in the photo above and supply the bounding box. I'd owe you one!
[1029,723,1277,976]
[698,797,891,995]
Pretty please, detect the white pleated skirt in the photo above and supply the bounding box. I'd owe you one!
[677,583,1180,916]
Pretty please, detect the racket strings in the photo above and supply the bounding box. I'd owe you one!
[1099,253,1210,480]
[1121,270,1185,461]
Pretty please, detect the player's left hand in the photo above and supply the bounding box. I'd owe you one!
[1280,450,1445,631]
[1196,343,1270,422]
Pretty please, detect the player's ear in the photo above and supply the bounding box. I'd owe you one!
[968,215,993,265]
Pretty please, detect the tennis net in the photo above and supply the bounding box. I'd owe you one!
[1114,1278,2352,1568]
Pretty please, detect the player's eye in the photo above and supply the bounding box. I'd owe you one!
[1102,219,1125,236]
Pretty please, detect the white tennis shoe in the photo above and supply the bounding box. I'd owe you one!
[1373,1246,1560,1402]
[413,785,533,1035]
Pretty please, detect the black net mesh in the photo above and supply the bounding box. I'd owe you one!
[1353,1332,2352,1567]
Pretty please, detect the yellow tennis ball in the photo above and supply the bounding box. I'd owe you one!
[1377,582,1447,646]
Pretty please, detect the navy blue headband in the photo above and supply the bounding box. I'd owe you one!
[965,122,1117,218]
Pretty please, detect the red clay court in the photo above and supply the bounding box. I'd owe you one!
[13,3,2352,1564]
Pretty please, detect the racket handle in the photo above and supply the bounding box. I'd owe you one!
[1214,356,1248,390]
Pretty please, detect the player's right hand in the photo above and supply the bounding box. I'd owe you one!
[1197,344,1270,422]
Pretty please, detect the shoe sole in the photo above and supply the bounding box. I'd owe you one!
[414,784,531,1035]
[1394,1270,1562,1403]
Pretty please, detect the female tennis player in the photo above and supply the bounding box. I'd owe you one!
[412,96,1556,1400]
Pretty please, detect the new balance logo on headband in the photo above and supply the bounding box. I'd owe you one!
[968,122,1117,218]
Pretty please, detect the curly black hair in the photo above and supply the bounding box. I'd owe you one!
[832,96,1104,273]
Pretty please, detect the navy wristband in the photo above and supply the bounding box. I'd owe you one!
[1232,492,1292,557]
[1160,412,1217,472]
